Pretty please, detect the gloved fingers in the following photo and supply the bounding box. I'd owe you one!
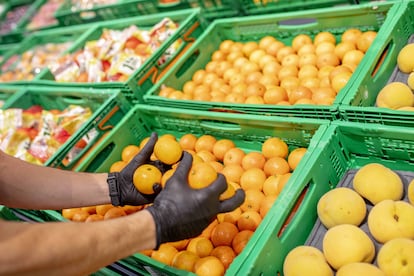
[124,132,158,173]
[169,151,193,184]
[201,173,227,196]
[149,159,172,174]
[152,183,162,194]
[218,188,246,213]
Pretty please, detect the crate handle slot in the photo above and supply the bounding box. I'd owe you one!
[200,120,242,132]
[277,18,317,29]
[370,40,393,80]
[60,95,86,105]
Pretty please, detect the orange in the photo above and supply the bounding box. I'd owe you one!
[331,71,352,94]
[154,136,183,165]
[210,245,236,269]
[71,210,90,222]
[240,61,260,75]
[194,134,217,153]
[312,87,336,105]
[95,204,114,216]
[262,137,289,159]
[80,206,97,214]
[85,214,104,222]
[159,86,174,97]
[300,77,320,90]
[219,39,235,54]
[160,168,175,188]
[240,189,265,212]
[297,44,316,56]
[259,195,278,218]
[292,34,313,52]
[276,46,295,63]
[215,61,232,77]
[219,181,236,201]
[329,65,353,81]
[205,61,219,73]
[200,219,219,239]
[342,49,364,67]
[62,208,82,220]
[315,41,336,56]
[266,40,285,56]
[263,86,288,104]
[278,65,298,79]
[263,175,284,196]
[341,28,362,45]
[217,207,242,225]
[237,210,262,231]
[262,61,282,76]
[278,173,292,194]
[179,133,197,151]
[133,164,162,194]
[208,161,224,173]
[295,98,315,105]
[167,90,185,100]
[314,31,336,45]
[211,50,227,62]
[298,64,319,79]
[186,237,214,258]
[259,36,277,50]
[245,95,265,104]
[122,205,142,214]
[232,82,248,95]
[194,256,225,276]
[334,41,356,60]
[192,69,207,84]
[196,150,217,162]
[281,54,300,68]
[227,51,244,64]
[288,86,313,104]
[193,85,211,101]
[263,156,291,176]
[287,147,307,170]
[239,168,267,191]
[171,250,199,272]
[212,139,236,161]
[188,162,218,189]
[221,164,245,184]
[223,147,246,166]
[121,145,140,162]
[244,83,266,97]
[225,93,245,103]
[104,207,127,220]
[316,52,340,69]
[151,244,179,266]
[259,74,280,88]
[168,239,190,251]
[244,71,263,84]
[280,76,300,92]
[109,160,127,173]
[249,49,267,64]
[258,54,278,69]
[232,230,254,255]
[139,136,151,149]
[241,151,266,170]
[242,41,259,57]
[357,31,377,52]
[211,221,239,247]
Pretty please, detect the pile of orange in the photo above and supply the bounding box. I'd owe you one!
[158,29,377,106]
[62,133,308,275]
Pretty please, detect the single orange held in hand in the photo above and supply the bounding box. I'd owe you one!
[188,162,217,189]
[121,145,140,162]
[154,136,183,165]
[133,164,162,194]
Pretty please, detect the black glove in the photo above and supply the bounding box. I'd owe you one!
[107,132,164,206]
[146,151,245,248]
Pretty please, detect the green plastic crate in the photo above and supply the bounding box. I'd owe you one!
[36,9,204,103]
[339,0,414,127]
[0,84,20,107]
[239,0,378,15]
[143,2,397,120]
[54,0,239,27]
[1,86,131,170]
[24,0,65,32]
[227,120,414,275]
[0,0,48,44]
[50,104,326,275]
[0,23,94,85]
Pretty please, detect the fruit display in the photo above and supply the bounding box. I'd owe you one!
[0,4,31,35]
[26,0,65,30]
[0,104,92,165]
[157,29,376,106]
[68,0,118,11]
[283,163,414,276]
[48,17,181,83]
[62,132,308,274]
[0,41,73,82]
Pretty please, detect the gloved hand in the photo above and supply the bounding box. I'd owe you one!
[107,132,166,206]
[146,151,246,248]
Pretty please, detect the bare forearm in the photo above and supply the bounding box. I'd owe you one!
[0,151,110,209]
[0,210,156,275]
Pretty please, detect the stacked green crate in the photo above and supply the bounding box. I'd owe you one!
[54,0,240,27]
[0,23,93,85]
[339,0,414,127]
[0,86,131,170]
[143,2,397,120]
[35,103,329,275]
[226,120,414,275]
[35,9,204,103]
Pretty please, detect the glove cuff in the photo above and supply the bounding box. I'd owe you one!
[107,172,121,206]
